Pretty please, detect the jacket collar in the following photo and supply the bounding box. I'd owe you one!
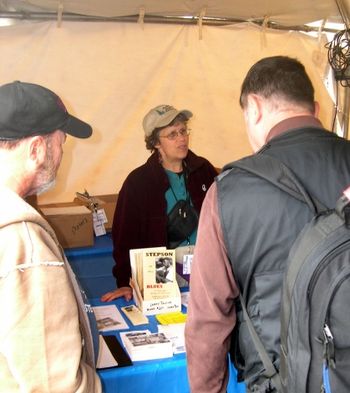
[266,116,323,143]
[146,149,203,175]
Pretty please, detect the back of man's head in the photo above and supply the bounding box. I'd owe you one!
[239,56,315,113]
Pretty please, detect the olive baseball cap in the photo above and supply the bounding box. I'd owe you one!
[142,104,192,137]
[0,81,92,140]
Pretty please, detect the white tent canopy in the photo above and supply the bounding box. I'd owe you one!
[1,0,349,26]
[0,1,349,204]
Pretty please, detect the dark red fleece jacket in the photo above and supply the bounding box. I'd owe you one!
[111,150,217,287]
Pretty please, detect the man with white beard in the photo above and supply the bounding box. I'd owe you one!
[0,81,101,392]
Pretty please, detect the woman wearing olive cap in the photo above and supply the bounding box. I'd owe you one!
[101,105,217,302]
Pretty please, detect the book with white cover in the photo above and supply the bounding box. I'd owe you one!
[120,330,173,361]
[129,247,181,315]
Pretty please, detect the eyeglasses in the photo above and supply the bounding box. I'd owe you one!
[159,128,191,141]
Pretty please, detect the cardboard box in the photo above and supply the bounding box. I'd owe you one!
[74,193,118,232]
[40,204,94,249]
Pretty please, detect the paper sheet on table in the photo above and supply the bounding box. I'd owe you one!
[93,305,129,331]
[156,311,187,325]
[158,323,186,354]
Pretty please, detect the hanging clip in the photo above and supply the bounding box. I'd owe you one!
[57,1,63,28]
[75,190,99,213]
[138,6,145,29]
[262,15,269,29]
[260,15,269,47]
[318,19,327,44]
[198,7,206,40]
[311,18,327,69]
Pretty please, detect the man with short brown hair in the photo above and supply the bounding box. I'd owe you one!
[185,56,350,393]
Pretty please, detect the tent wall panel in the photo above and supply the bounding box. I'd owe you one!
[0,21,331,203]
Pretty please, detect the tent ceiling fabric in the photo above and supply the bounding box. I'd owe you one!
[0,19,334,204]
[0,0,349,26]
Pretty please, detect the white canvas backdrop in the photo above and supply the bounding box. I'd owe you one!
[0,20,332,203]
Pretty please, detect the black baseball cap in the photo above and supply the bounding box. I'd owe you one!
[0,81,92,140]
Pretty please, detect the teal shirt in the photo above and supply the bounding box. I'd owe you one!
[165,169,197,246]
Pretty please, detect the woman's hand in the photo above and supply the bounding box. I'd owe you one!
[100,287,133,302]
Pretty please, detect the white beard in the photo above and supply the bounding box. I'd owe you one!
[35,178,56,196]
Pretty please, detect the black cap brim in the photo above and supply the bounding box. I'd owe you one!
[61,114,93,139]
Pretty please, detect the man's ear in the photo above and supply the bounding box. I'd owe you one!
[246,94,263,125]
[28,136,47,167]
[314,101,320,118]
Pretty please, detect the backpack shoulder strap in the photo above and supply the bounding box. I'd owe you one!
[225,153,326,214]
[239,292,283,392]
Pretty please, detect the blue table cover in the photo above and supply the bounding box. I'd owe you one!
[65,233,116,298]
[65,234,246,393]
[92,297,246,393]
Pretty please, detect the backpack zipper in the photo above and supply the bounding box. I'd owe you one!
[307,240,350,296]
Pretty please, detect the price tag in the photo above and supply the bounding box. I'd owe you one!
[183,254,193,275]
[93,210,106,236]
[96,208,108,223]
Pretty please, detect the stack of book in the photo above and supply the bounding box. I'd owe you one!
[120,330,173,361]
[129,247,181,315]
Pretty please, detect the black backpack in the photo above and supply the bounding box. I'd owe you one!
[232,153,350,393]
